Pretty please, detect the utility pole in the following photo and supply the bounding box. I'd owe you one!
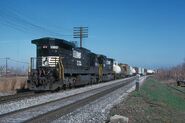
[5,57,10,77]
[73,27,88,48]
[0,66,3,76]
[0,57,10,77]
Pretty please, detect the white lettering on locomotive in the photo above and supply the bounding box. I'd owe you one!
[73,50,81,59]
[42,56,59,67]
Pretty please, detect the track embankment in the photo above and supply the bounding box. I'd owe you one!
[109,77,185,123]
[0,77,136,123]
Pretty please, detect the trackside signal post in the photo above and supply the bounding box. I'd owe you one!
[73,27,88,48]
[136,74,140,91]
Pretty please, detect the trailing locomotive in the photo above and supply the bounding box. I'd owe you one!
[27,37,115,91]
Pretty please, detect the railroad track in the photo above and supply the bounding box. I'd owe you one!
[0,91,50,104]
[0,92,35,104]
[0,77,136,123]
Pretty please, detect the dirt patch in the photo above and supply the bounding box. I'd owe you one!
[0,77,27,92]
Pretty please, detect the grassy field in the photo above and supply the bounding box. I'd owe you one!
[109,77,185,123]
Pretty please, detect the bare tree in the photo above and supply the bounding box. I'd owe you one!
[156,58,185,81]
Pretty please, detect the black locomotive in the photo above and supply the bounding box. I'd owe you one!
[27,37,115,91]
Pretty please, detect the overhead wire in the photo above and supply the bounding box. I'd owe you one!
[10,7,73,33]
[0,58,28,64]
[0,7,75,68]
[9,58,29,64]
[0,8,73,37]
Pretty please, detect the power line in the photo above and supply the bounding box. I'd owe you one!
[0,8,73,37]
[0,58,29,66]
[10,7,73,33]
[9,58,29,64]
[0,19,30,34]
[0,57,29,76]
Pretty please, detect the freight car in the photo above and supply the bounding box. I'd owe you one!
[133,67,139,76]
[146,69,155,75]
[27,37,116,91]
[119,64,129,77]
[117,64,135,77]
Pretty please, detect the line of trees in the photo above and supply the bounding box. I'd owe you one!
[156,60,185,80]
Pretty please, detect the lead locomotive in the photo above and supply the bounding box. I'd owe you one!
[27,37,115,91]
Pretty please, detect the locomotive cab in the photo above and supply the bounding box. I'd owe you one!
[28,37,76,91]
[32,37,75,68]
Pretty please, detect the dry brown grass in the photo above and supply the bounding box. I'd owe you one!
[156,61,185,81]
[0,77,27,92]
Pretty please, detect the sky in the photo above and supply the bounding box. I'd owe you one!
[0,0,185,69]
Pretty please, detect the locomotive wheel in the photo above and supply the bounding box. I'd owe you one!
[177,81,180,86]
[73,79,77,88]
[55,87,60,92]
[63,84,66,90]
[69,83,72,89]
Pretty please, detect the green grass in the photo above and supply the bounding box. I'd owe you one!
[173,85,185,93]
[109,77,185,123]
[132,77,185,122]
[133,78,185,111]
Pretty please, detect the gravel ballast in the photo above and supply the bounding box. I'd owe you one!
[0,77,134,115]
[53,77,147,123]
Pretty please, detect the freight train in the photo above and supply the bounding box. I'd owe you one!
[28,37,120,91]
[27,37,154,91]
